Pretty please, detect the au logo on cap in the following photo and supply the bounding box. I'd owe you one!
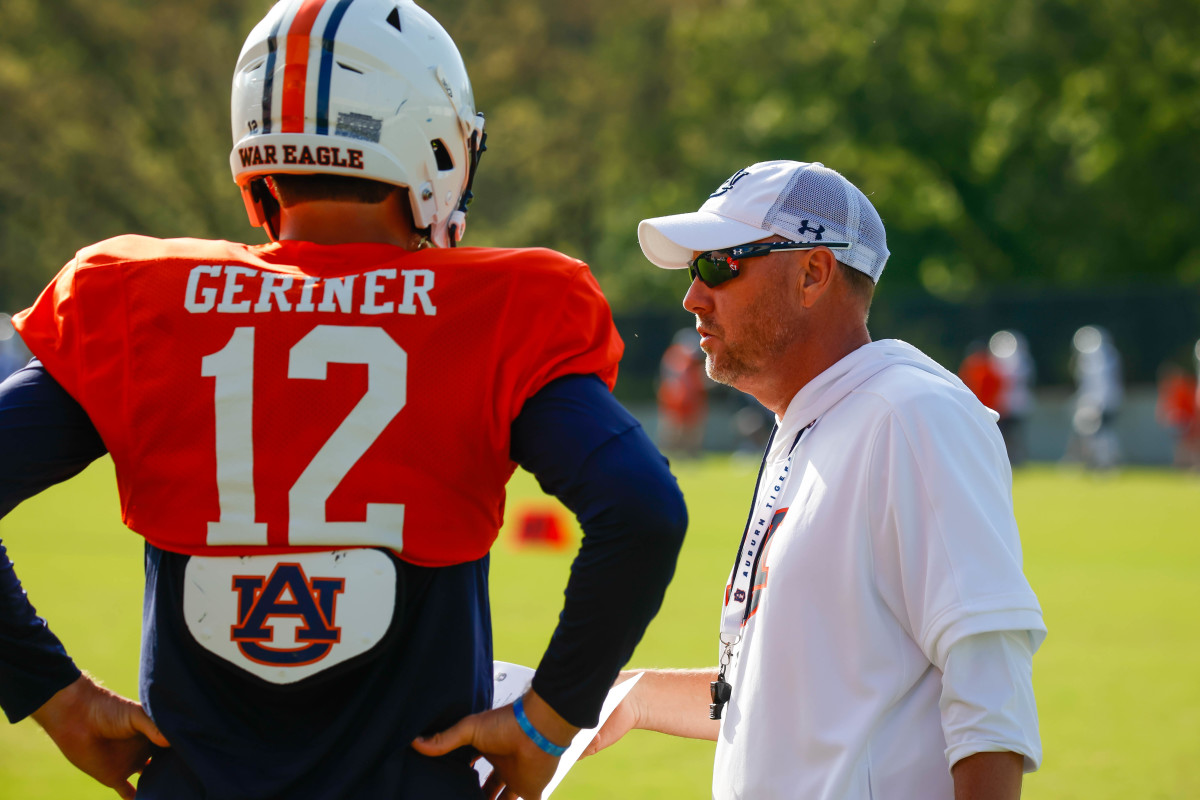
[710,168,750,198]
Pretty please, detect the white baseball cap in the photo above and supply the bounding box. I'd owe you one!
[638,160,890,283]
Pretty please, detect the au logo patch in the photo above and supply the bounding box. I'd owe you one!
[184,550,396,684]
[230,564,345,667]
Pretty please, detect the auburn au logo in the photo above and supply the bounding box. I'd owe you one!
[230,564,345,666]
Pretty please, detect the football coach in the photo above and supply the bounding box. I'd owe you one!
[585,160,1046,800]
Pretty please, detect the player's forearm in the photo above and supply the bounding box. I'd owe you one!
[0,362,102,722]
[519,688,582,750]
[513,375,687,728]
[0,540,82,723]
[623,668,721,741]
[529,432,686,728]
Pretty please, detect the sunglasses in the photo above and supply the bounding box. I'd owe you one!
[687,241,851,288]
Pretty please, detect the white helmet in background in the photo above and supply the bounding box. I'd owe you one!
[230,0,486,247]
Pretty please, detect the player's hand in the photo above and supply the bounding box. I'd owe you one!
[412,689,577,800]
[31,673,170,800]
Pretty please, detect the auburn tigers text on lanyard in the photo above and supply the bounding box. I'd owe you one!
[711,420,816,720]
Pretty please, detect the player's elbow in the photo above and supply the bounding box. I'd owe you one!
[596,438,688,567]
[642,468,688,560]
[629,489,687,581]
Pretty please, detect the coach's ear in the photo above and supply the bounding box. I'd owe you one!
[797,247,838,308]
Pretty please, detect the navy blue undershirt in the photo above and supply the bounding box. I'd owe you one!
[0,359,685,795]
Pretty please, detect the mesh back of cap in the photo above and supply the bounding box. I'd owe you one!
[763,163,889,282]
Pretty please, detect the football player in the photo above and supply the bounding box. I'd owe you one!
[0,2,686,798]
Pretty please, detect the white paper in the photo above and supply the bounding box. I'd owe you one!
[540,671,641,796]
[475,661,643,798]
[490,661,536,708]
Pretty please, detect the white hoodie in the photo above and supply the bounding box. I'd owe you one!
[713,340,1045,800]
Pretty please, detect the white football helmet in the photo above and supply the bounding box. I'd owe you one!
[230,0,486,247]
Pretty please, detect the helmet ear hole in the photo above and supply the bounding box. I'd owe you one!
[431,140,454,171]
[386,7,402,32]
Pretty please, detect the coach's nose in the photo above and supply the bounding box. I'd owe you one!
[683,275,713,316]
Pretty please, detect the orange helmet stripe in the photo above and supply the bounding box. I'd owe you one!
[280,0,330,133]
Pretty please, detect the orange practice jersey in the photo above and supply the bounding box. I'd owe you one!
[15,236,622,566]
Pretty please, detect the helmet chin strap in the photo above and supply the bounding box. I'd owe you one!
[448,114,487,248]
[244,178,282,242]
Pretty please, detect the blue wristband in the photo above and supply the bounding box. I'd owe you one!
[513,696,568,757]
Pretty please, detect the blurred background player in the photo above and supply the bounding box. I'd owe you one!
[1155,361,1200,470]
[989,329,1035,466]
[1067,324,1124,470]
[0,313,30,380]
[1194,338,1200,452]
[1190,338,1200,417]
[958,339,1006,419]
[0,2,685,798]
[655,327,709,457]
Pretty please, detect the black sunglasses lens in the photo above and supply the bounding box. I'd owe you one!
[691,255,735,287]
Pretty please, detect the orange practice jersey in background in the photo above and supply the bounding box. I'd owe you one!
[15,236,622,566]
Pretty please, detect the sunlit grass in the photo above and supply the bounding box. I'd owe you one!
[1,459,1197,798]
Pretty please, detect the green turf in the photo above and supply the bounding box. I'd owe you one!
[1,458,1198,798]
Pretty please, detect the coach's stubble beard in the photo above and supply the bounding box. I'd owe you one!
[700,278,804,390]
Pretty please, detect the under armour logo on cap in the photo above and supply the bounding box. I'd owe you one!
[797,221,825,240]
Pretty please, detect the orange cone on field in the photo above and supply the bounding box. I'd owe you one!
[512,506,571,549]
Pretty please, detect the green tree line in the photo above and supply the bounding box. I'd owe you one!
[3,0,1198,317]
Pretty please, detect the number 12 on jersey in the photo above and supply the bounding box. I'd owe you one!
[200,325,407,548]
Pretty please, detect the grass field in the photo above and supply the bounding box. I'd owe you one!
[1,457,1198,799]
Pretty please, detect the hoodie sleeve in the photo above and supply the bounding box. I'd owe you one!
[865,377,1045,670]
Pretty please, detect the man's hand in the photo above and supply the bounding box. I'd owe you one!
[31,673,170,800]
[582,668,720,758]
[411,689,578,800]
[580,673,642,758]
